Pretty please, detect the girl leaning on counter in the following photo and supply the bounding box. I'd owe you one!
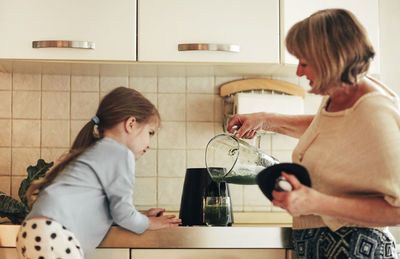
[15,87,181,259]
[228,9,400,259]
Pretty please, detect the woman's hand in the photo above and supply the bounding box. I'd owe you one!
[145,208,165,217]
[272,173,400,226]
[272,172,319,217]
[147,215,182,230]
[227,112,268,139]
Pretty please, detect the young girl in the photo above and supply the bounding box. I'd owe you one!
[16,86,181,259]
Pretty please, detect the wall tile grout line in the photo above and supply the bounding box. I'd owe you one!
[155,75,159,208]
[39,72,43,160]
[9,71,13,196]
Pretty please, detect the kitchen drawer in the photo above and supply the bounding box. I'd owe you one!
[131,248,286,259]
[87,248,130,259]
[0,248,18,259]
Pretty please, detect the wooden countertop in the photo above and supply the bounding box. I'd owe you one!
[0,212,293,249]
[0,224,293,249]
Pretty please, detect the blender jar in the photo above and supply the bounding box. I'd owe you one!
[205,133,279,184]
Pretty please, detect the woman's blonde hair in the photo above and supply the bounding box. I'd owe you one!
[27,86,160,206]
[285,8,375,94]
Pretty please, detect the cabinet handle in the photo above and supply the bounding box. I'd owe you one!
[32,40,95,49]
[178,43,240,53]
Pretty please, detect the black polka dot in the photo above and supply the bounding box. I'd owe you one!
[51,246,54,251]
[34,245,41,251]
[76,245,80,250]
[22,221,27,227]
[22,232,27,238]
[16,236,18,242]
[68,236,73,241]
[46,220,52,225]
[51,233,57,239]
[62,225,66,230]
[39,257,44,259]
[32,223,37,229]
[21,247,26,254]
[35,236,41,242]
[66,248,71,254]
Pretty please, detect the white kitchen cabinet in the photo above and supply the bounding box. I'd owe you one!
[0,248,18,259]
[131,249,286,259]
[0,0,136,61]
[0,248,129,259]
[87,248,130,259]
[138,0,279,63]
[281,0,380,74]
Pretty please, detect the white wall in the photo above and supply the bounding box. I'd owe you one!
[379,0,400,94]
[379,0,400,242]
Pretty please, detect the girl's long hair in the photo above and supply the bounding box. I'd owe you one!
[285,8,375,94]
[27,86,160,206]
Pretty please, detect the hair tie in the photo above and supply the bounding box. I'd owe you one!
[91,116,100,125]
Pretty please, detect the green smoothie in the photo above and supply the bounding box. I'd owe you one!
[204,204,230,226]
[224,174,257,185]
[208,166,261,185]
[211,174,257,185]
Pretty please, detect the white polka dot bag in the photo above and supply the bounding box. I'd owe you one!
[16,218,84,259]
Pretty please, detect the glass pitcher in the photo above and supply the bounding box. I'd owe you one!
[205,134,279,185]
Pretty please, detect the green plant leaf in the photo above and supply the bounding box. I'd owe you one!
[18,159,54,207]
[0,191,29,224]
[26,159,54,180]
[0,159,53,224]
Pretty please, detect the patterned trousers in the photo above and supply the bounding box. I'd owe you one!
[293,227,398,259]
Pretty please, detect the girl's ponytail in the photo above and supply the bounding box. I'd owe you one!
[27,119,101,207]
[72,117,101,150]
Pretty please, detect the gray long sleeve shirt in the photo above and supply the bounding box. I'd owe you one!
[27,137,149,256]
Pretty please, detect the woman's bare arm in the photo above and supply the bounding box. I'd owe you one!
[227,112,315,139]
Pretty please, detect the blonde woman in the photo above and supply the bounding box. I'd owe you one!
[229,9,400,259]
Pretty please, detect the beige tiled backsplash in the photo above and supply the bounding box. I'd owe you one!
[0,70,322,212]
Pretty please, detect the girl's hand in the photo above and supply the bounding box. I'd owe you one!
[272,172,318,217]
[147,215,182,230]
[145,208,165,217]
[227,113,267,139]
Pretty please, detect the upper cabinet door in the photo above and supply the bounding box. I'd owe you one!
[138,0,279,63]
[0,0,136,61]
[282,0,380,74]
